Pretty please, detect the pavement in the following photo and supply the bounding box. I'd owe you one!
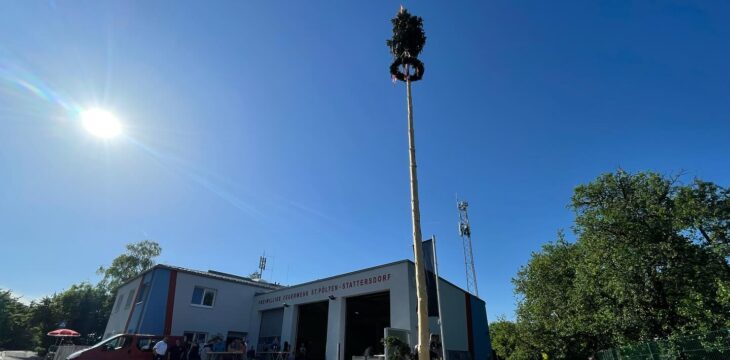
[0,351,41,360]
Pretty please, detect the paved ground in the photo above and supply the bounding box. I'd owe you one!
[0,351,41,360]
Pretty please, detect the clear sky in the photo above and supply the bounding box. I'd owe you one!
[1,1,729,321]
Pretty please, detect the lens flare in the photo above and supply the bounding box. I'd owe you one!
[80,108,122,138]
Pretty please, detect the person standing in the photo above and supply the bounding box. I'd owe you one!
[153,337,169,360]
[239,339,247,360]
[187,340,201,360]
[169,339,185,360]
[200,340,214,360]
[296,343,306,360]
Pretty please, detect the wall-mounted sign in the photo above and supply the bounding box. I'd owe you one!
[257,272,392,305]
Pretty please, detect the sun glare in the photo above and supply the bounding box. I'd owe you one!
[81,108,122,139]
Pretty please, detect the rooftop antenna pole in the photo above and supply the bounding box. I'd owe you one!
[457,198,479,296]
[252,252,267,281]
[258,253,267,280]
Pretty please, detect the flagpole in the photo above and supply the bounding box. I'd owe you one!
[432,235,447,360]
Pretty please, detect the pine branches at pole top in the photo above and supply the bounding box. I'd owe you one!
[387,6,430,360]
[388,6,426,82]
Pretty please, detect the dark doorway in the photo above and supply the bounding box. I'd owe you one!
[296,301,329,360]
[345,292,391,360]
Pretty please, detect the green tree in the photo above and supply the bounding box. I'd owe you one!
[25,283,111,350]
[571,171,730,339]
[54,283,111,343]
[490,318,520,360]
[97,240,161,292]
[1,240,162,353]
[512,170,730,358]
[0,289,33,349]
[26,296,60,353]
[513,233,587,359]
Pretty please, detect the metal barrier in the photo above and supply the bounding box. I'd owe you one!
[596,329,730,360]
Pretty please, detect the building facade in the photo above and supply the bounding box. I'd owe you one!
[103,265,280,342]
[103,261,492,360]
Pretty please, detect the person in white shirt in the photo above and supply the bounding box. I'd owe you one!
[153,337,169,360]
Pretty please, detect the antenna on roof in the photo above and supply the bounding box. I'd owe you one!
[259,254,267,274]
[251,252,267,281]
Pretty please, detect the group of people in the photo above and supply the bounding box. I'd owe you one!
[152,337,248,360]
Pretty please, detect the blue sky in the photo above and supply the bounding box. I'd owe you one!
[1,1,729,321]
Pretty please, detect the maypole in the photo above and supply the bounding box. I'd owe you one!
[387,7,429,360]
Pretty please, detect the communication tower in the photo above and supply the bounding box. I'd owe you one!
[251,253,267,281]
[457,199,479,296]
[259,255,267,275]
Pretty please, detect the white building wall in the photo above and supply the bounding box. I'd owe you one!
[170,272,271,340]
[103,277,142,339]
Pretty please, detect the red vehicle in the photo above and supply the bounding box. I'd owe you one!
[67,334,183,360]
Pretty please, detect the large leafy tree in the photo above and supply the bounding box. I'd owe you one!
[27,283,111,350]
[97,240,162,292]
[511,170,730,359]
[489,318,521,360]
[0,290,33,350]
[0,240,162,352]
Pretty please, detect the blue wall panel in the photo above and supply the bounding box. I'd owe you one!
[137,268,170,335]
[470,295,493,360]
[126,271,154,333]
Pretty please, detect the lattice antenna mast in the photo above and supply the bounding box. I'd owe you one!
[251,253,267,281]
[458,200,479,296]
[258,254,267,277]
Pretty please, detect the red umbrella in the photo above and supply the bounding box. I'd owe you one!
[47,329,80,337]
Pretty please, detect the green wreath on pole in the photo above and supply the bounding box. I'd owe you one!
[390,57,424,82]
[387,7,426,82]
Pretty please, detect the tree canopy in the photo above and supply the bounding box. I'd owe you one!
[386,7,426,60]
[0,290,33,349]
[387,7,426,82]
[97,239,161,292]
[492,170,730,360]
[0,240,161,352]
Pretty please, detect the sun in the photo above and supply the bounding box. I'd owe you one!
[80,108,122,139]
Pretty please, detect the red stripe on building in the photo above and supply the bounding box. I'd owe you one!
[163,270,178,335]
[465,293,474,358]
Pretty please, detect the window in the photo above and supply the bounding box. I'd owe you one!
[191,287,216,307]
[183,331,208,343]
[136,283,149,304]
[101,335,131,351]
[113,294,124,313]
[137,337,164,352]
[124,289,135,309]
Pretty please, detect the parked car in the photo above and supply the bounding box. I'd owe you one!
[66,334,183,360]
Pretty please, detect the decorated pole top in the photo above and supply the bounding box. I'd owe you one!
[387,6,426,82]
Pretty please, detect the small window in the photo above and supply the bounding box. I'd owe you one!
[114,294,124,313]
[191,287,216,307]
[102,335,131,351]
[137,337,163,352]
[136,283,149,303]
[124,289,135,309]
[184,331,208,344]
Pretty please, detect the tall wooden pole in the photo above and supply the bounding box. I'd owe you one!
[406,65,430,360]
